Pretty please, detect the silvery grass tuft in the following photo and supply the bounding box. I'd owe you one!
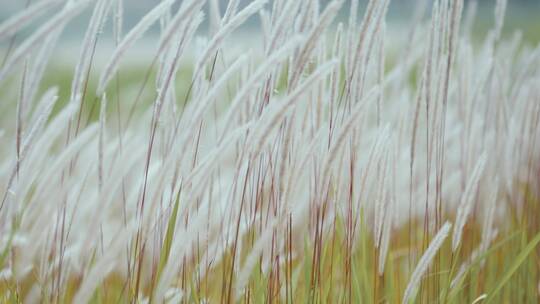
[0,0,540,302]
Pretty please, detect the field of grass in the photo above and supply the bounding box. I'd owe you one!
[1,0,540,303]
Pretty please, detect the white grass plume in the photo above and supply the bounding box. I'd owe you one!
[0,0,91,83]
[97,0,174,95]
[194,0,267,76]
[0,0,63,41]
[69,0,111,105]
[402,221,452,304]
[452,153,487,252]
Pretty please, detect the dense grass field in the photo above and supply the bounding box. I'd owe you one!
[1,0,540,303]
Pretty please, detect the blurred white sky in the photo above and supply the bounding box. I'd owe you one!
[1,0,539,29]
[1,0,539,58]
